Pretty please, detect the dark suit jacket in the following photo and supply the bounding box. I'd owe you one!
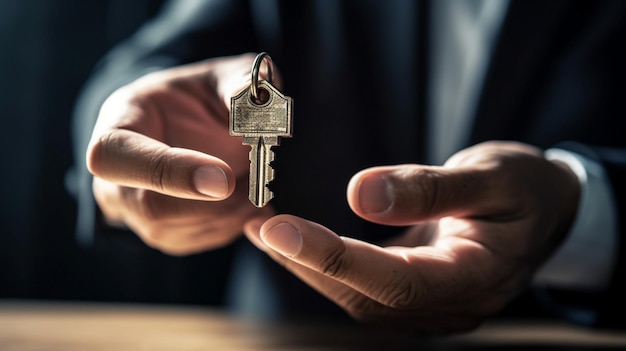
[72,0,626,325]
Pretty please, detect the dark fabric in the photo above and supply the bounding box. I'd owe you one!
[593,147,626,327]
[543,143,626,328]
[0,0,172,301]
[70,0,626,322]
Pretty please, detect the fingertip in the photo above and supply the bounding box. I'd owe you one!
[346,172,361,211]
[192,164,232,199]
[260,215,303,257]
[85,132,108,178]
[258,215,347,263]
[258,214,334,255]
[347,169,393,216]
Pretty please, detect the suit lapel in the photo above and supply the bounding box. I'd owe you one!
[469,0,576,144]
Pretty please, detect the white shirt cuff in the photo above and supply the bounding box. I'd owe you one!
[533,148,618,292]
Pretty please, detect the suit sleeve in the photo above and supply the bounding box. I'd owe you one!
[538,142,626,328]
[69,0,254,245]
[583,145,626,328]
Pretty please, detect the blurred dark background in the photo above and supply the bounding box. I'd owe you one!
[0,0,164,300]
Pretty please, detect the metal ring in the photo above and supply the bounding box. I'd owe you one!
[250,52,274,101]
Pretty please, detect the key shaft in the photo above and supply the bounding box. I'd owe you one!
[243,136,278,207]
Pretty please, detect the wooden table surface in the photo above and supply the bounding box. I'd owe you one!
[1,300,625,350]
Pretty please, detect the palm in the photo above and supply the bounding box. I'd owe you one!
[245,141,580,334]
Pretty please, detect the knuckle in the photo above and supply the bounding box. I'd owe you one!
[394,168,443,217]
[318,245,349,279]
[419,170,443,217]
[380,276,422,309]
[147,151,173,193]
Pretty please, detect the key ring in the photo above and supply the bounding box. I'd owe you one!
[251,52,274,102]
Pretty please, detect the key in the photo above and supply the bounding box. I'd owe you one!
[230,79,293,207]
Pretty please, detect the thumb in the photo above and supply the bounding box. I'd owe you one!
[346,165,500,226]
[87,129,235,200]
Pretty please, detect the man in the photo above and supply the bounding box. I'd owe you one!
[73,0,626,333]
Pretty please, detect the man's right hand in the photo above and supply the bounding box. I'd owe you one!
[86,54,273,255]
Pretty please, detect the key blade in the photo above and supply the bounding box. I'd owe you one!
[248,137,276,207]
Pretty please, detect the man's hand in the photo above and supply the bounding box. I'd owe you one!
[87,54,273,255]
[244,141,580,334]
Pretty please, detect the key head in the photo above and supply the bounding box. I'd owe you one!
[230,80,293,138]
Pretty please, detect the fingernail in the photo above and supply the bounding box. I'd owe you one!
[193,165,228,198]
[262,222,302,257]
[359,175,392,213]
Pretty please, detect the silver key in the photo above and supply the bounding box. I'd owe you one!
[230,54,293,207]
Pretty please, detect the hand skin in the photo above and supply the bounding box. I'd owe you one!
[87,53,274,255]
[244,141,581,335]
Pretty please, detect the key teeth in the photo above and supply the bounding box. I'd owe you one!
[268,151,276,182]
[246,137,279,208]
[263,169,275,207]
[263,154,276,206]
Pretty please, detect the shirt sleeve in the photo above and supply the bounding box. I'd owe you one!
[533,148,618,292]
